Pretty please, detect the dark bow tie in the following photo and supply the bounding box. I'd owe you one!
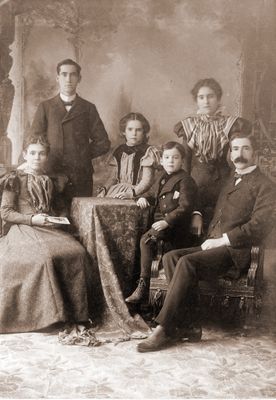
[62,101,74,107]
[234,172,243,180]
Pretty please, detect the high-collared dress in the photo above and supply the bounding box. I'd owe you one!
[0,170,92,333]
[103,143,160,198]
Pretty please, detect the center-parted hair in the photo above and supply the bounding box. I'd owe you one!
[161,141,186,159]
[56,59,81,75]
[191,78,223,101]
[119,112,151,143]
[23,134,50,155]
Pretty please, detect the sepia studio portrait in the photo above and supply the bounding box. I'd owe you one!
[0,0,275,399]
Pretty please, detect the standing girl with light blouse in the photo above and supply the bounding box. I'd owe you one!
[174,78,251,234]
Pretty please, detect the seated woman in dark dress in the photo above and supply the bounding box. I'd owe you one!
[0,134,92,333]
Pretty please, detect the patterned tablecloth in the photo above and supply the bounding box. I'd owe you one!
[70,197,150,338]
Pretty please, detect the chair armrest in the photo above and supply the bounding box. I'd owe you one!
[247,246,263,286]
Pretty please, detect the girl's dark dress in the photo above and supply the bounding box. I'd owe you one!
[0,170,91,333]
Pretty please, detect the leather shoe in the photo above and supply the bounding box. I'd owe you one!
[137,325,172,353]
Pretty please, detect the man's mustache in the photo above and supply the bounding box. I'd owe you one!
[234,156,248,163]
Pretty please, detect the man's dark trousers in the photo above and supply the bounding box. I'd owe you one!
[156,246,233,332]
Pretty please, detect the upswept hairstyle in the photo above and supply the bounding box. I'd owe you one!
[119,112,151,142]
[161,141,186,159]
[191,78,223,101]
[23,134,50,155]
[56,59,81,75]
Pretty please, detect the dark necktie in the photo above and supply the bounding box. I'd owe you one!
[234,172,243,180]
[63,101,74,107]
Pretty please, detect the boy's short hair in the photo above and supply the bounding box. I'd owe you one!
[161,141,186,159]
[56,59,81,75]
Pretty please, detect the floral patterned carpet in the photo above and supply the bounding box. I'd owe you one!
[0,323,276,399]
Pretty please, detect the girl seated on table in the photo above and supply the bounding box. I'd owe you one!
[0,134,92,333]
[125,141,197,304]
[97,112,160,199]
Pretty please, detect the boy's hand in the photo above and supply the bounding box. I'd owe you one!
[190,213,203,237]
[152,220,169,231]
[136,197,150,209]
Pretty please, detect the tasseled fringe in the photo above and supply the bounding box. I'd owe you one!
[149,288,263,320]
[149,288,167,316]
[200,294,263,321]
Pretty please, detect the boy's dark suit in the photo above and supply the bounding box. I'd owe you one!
[31,94,110,197]
[156,167,276,331]
[144,168,198,247]
[137,169,198,282]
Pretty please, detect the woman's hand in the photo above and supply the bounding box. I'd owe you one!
[113,187,133,199]
[152,220,169,231]
[190,213,203,237]
[31,214,54,227]
[136,197,150,209]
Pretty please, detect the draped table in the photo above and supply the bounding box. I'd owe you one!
[70,197,151,339]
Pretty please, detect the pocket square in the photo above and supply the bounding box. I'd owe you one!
[173,190,180,199]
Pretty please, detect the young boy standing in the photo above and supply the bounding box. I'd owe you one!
[125,141,198,304]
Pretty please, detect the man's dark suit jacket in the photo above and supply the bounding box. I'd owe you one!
[31,94,110,196]
[207,167,276,273]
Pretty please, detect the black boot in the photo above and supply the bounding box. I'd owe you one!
[125,278,150,304]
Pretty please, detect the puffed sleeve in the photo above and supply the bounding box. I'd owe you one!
[1,172,20,193]
[223,116,241,139]
[171,120,192,175]
[132,146,160,196]
[174,120,185,138]
[140,145,160,168]
[0,173,33,228]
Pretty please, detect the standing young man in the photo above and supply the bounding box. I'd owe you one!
[31,59,110,198]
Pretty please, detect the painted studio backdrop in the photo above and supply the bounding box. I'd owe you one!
[0,0,275,177]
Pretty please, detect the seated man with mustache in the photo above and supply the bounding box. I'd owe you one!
[137,123,276,352]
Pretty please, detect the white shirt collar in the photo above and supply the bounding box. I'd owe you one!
[235,165,257,175]
[60,93,77,102]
